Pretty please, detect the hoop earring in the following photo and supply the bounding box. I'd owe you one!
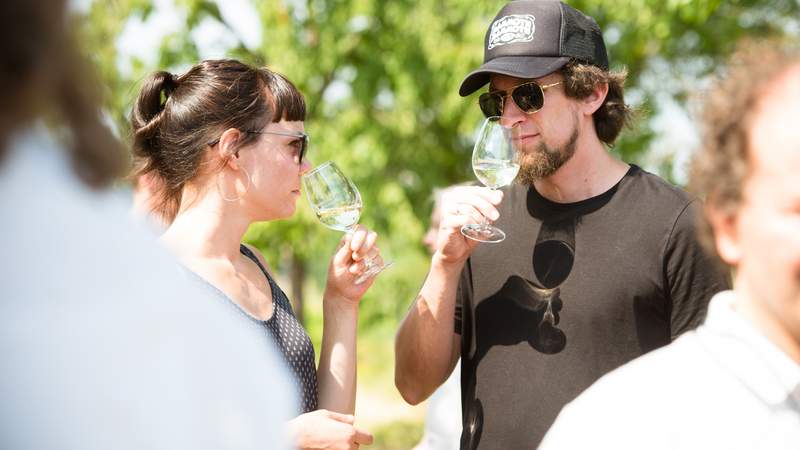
[217,166,252,202]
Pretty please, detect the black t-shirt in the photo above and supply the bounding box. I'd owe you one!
[455,165,730,449]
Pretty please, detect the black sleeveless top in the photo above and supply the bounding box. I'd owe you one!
[190,245,319,413]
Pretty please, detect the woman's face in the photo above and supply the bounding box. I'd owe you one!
[239,119,311,221]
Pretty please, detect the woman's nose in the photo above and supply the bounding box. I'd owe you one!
[299,158,312,175]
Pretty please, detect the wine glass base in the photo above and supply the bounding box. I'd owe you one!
[461,224,506,243]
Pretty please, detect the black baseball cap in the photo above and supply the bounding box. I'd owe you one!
[459,0,609,97]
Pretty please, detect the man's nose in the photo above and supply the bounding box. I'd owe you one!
[499,95,527,129]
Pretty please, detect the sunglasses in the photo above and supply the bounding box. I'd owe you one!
[478,81,562,118]
[208,129,309,164]
[246,130,309,165]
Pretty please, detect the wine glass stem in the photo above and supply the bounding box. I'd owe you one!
[480,187,497,228]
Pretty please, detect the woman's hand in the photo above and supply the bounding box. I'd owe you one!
[288,409,373,450]
[325,225,384,304]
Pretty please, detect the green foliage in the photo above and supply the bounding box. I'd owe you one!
[76,0,799,329]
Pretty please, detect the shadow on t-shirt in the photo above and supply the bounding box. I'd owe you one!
[473,275,567,359]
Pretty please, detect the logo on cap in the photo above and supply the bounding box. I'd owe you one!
[487,14,536,50]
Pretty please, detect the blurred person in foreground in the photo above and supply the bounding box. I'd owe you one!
[414,186,464,450]
[0,1,294,449]
[540,39,800,449]
[395,1,730,448]
[130,59,382,449]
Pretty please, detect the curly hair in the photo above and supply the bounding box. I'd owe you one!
[559,61,632,146]
[688,40,800,264]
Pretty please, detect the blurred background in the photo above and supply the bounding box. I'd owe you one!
[70,0,799,447]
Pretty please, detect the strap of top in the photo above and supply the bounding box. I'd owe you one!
[239,244,273,285]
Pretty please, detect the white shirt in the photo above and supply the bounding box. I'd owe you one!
[0,130,295,450]
[414,360,463,450]
[539,290,800,450]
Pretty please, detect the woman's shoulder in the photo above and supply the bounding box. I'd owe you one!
[241,243,273,276]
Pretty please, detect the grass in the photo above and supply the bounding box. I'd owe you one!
[372,419,424,449]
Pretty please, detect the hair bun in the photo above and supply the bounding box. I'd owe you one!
[131,71,177,162]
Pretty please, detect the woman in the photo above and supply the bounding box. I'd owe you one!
[130,59,379,448]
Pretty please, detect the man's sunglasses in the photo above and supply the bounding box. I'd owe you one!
[208,129,309,164]
[478,81,562,118]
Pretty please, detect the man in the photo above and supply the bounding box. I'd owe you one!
[539,40,800,449]
[394,1,730,448]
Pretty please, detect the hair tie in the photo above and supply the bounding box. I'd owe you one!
[161,72,177,105]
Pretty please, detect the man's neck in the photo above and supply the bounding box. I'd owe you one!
[734,284,800,365]
[533,136,629,203]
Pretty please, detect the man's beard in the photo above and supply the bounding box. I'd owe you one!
[517,125,579,185]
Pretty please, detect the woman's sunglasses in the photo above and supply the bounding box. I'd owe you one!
[246,130,309,165]
[207,130,309,164]
[478,81,562,118]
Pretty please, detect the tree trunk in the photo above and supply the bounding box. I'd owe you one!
[289,252,305,325]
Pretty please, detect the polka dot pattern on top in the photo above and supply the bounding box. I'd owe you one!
[239,245,319,413]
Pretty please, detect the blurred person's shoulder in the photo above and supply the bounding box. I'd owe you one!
[0,128,295,450]
[540,292,800,449]
[538,332,706,449]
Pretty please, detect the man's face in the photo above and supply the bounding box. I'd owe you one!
[726,65,800,345]
[489,74,580,184]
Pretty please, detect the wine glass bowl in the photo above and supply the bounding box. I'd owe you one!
[302,161,362,232]
[302,161,390,284]
[461,116,520,243]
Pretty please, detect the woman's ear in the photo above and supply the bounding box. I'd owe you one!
[581,82,609,116]
[217,128,242,169]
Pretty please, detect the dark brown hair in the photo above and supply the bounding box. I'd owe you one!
[559,61,631,146]
[130,59,306,222]
[0,0,126,188]
[689,40,800,264]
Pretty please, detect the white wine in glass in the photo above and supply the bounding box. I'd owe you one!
[303,161,391,283]
[461,116,520,243]
[316,205,362,232]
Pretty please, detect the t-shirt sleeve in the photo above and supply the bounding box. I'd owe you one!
[454,259,472,335]
[663,200,731,339]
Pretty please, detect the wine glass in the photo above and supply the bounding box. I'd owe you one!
[302,161,391,284]
[461,116,520,243]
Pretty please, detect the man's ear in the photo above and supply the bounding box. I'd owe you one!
[707,205,742,267]
[581,82,609,116]
[216,128,242,169]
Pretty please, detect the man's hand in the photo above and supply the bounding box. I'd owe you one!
[435,186,504,265]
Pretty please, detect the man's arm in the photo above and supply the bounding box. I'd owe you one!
[395,255,463,404]
[394,186,503,404]
[665,200,732,338]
